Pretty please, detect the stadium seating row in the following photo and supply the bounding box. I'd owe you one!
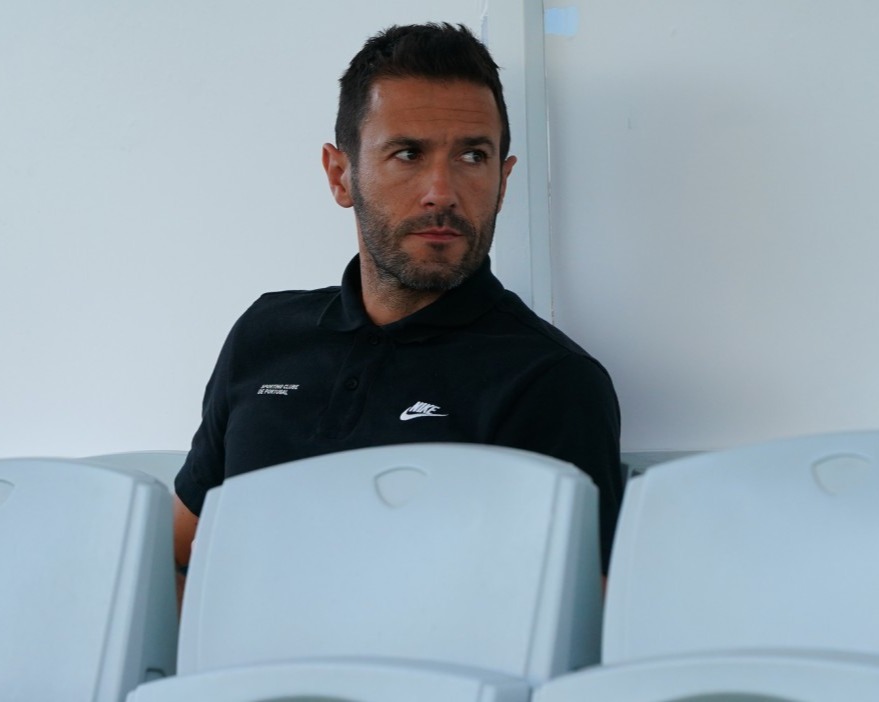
[1,433,877,700]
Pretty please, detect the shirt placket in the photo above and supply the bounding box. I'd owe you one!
[317,327,388,440]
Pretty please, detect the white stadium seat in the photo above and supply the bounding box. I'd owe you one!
[178,443,602,682]
[0,458,177,702]
[128,443,602,700]
[603,430,879,664]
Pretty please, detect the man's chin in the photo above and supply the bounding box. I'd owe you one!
[392,261,471,292]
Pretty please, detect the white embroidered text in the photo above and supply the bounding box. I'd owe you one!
[258,384,300,396]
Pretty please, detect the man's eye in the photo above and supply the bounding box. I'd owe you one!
[461,150,488,164]
[393,149,419,162]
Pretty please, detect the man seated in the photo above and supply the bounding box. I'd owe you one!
[173,22,622,597]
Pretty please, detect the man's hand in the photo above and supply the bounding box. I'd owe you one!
[172,494,199,613]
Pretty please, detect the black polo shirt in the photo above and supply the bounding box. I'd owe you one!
[176,256,622,569]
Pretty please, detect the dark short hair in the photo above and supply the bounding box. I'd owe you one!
[335,22,511,165]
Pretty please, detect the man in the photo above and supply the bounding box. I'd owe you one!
[173,23,622,590]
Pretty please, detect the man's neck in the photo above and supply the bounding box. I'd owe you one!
[359,263,444,326]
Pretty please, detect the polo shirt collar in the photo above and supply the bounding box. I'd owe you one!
[318,255,504,342]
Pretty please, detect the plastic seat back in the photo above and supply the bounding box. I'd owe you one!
[84,450,187,492]
[178,443,601,685]
[0,458,177,701]
[603,430,879,663]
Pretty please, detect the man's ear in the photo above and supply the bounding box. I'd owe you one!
[322,143,354,208]
[496,155,517,213]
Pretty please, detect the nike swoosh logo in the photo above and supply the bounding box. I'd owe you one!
[400,410,449,421]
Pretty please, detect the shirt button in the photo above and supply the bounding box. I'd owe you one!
[368,335,380,346]
[345,377,359,390]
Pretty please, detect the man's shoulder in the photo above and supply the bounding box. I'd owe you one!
[254,284,340,307]
[244,285,339,317]
[227,286,341,338]
[491,289,616,382]
[490,290,588,355]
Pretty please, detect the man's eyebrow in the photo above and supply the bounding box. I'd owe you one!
[381,136,425,151]
[379,135,498,153]
[459,136,496,152]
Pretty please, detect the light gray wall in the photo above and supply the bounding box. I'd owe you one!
[5,2,876,458]
[545,0,879,451]
[0,0,492,457]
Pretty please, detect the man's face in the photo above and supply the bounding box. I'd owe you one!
[348,77,516,291]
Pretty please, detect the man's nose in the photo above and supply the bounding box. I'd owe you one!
[420,161,457,210]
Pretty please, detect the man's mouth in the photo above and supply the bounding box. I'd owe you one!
[410,227,462,241]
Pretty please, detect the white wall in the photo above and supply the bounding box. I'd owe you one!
[545,0,879,450]
[0,0,490,457]
[7,1,876,458]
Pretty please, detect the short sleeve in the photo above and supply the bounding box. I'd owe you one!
[174,324,237,515]
[492,353,623,573]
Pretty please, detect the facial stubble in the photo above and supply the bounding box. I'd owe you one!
[350,170,501,292]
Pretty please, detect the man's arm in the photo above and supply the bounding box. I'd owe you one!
[172,494,199,612]
[492,353,623,573]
